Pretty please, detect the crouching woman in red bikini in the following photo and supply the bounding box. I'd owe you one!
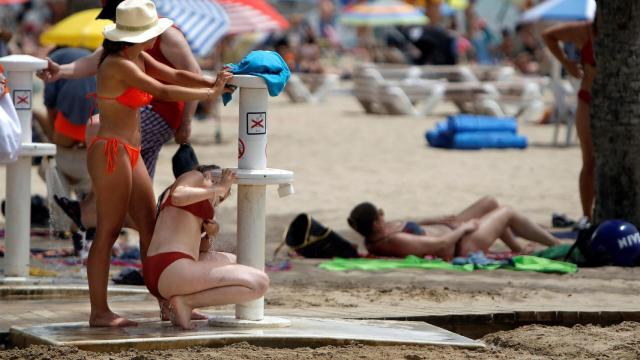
[146,167,269,330]
[88,0,232,327]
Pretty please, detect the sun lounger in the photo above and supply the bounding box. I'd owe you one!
[551,79,578,146]
[353,66,446,116]
[352,63,546,119]
[285,73,339,103]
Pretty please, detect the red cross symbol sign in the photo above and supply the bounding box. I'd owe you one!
[246,112,266,135]
[13,90,31,110]
[251,118,264,129]
[17,95,29,105]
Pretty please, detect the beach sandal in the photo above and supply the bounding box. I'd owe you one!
[552,213,576,228]
[53,195,85,230]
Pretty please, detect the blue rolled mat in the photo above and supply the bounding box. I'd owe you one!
[447,114,517,133]
[451,131,528,150]
[426,129,451,148]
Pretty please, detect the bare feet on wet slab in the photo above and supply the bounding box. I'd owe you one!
[168,296,196,330]
[159,299,208,321]
[89,311,138,327]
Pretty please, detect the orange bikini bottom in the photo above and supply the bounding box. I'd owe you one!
[89,136,141,174]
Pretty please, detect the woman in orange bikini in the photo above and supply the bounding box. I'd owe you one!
[543,20,597,220]
[88,0,232,327]
[146,166,269,330]
[348,196,561,259]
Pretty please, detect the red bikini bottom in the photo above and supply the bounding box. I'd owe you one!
[578,89,592,105]
[143,252,195,300]
[89,136,140,174]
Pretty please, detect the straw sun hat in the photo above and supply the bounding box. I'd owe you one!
[102,0,173,44]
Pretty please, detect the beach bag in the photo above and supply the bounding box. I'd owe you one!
[564,223,611,267]
[172,143,199,179]
[275,213,359,259]
[0,85,21,164]
[1,195,50,227]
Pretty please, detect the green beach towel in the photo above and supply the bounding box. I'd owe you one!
[318,255,577,274]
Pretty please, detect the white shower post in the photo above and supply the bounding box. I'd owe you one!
[0,55,56,280]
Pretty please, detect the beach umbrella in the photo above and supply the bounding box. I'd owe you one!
[401,0,468,10]
[217,0,289,35]
[0,0,28,4]
[154,0,229,57]
[39,9,112,50]
[520,0,595,23]
[340,0,428,27]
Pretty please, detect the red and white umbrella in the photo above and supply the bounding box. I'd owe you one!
[0,0,29,4]
[216,0,289,34]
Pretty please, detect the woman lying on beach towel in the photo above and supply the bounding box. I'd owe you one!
[145,166,269,330]
[87,0,232,327]
[348,196,561,259]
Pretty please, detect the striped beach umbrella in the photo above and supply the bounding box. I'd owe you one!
[340,0,429,27]
[217,0,289,35]
[520,0,596,23]
[154,0,230,57]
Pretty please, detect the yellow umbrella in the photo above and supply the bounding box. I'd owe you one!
[40,9,112,50]
[405,0,468,10]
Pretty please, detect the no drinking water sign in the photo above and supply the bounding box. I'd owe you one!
[247,112,266,135]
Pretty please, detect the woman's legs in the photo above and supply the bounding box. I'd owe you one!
[454,196,518,249]
[158,260,269,329]
[458,206,561,255]
[159,251,237,322]
[575,98,594,219]
[126,160,156,263]
[86,143,135,327]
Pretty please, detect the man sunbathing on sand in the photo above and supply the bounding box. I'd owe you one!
[145,166,269,329]
[348,196,561,259]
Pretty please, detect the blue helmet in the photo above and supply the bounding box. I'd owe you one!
[590,220,640,267]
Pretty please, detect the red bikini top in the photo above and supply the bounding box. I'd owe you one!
[159,186,214,221]
[89,87,153,109]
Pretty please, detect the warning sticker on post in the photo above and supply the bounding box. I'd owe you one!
[13,90,31,110]
[246,112,266,135]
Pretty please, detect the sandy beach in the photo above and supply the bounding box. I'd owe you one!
[3,83,638,359]
[165,91,582,254]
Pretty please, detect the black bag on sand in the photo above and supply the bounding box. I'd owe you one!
[172,143,199,179]
[565,222,611,267]
[275,213,359,259]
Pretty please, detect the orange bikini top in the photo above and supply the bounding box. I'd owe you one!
[88,87,153,109]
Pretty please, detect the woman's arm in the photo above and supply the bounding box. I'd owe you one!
[170,169,235,206]
[38,48,102,82]
[542,22,589,78]
[111,57,230,102]
[385,222,477,257]
[417,214,458,226]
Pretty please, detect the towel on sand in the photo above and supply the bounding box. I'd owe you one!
[319,255,577,274]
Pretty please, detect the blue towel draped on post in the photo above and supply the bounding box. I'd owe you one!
[222,50,291,105]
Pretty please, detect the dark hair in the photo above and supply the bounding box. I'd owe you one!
[96,0,123,21]
[99,38,134,65]
[348,202,378,238]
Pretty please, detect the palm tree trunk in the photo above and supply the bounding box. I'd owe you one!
[592,1,640,225]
